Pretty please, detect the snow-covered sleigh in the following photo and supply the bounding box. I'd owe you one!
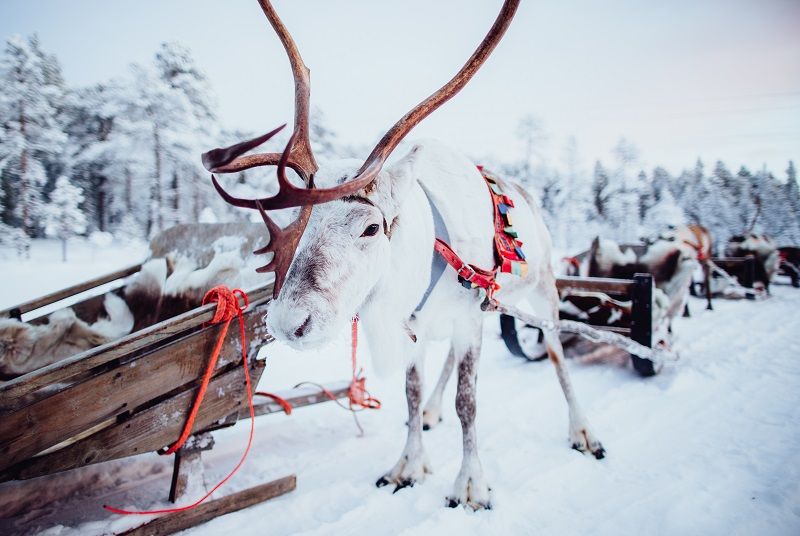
[0,265,348,534]
[500,243,661,377]
[702,255,757,298]
[500,273,658,377]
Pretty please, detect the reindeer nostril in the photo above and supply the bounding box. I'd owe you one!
[294,315,312,338]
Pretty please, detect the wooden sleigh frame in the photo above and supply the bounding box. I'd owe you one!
[500,273,657,377]
[0,266,348,534]
[700,256,757,298]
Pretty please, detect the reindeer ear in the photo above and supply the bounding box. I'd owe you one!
[366,144,421,221]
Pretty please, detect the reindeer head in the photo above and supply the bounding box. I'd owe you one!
[204,0,519,348]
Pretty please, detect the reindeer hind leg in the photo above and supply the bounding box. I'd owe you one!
[528,277,606,459]
[422,346,455,431]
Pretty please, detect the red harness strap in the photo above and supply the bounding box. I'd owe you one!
[434,238,501,298]
[432,167,527,299]
[683,226,710,262]
[563,256,581,269]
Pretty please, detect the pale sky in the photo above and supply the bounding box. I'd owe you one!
[2,0,799,176]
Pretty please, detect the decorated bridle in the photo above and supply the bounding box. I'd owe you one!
[202,0,521,298]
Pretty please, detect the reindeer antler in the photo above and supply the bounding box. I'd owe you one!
[205,0,521,298]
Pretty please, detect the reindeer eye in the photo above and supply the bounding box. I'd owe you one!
[361,223,380,237]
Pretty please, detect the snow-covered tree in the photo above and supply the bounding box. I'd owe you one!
[591,160,610,220]
[642,188,685,232]
[603,138,641,242]
[550,136,594,250]
[0,35,66,243]
[785,161,799,220]
[60,83,117,231]
[515,114,548,189]
[42,175,86,261]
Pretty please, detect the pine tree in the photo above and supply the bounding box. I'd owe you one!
[515,114,548,188]
[551,136,594,249]
[604,138,641,242]
[591,161,610,220]
[42,175,87,261]
[643,188,685,231]
[61,83,116,231]
[785,161,799,221]
[0,35,66,244]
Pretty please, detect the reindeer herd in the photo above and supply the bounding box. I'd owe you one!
[1,0,797,520]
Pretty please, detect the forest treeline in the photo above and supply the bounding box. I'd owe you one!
[1,35,798,257]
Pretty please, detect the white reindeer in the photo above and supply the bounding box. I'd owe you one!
[207,0,604,510]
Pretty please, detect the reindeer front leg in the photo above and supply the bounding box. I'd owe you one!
[422,347,455,430]
[447,320,491,510]
[376,363,432,492]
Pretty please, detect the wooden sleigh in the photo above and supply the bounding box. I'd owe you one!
[0,266,348,535]
[500,273,657,377]
[500,244,659,377]
[703,256,757,298]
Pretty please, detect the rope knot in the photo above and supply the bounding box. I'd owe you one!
[203,286,248,324]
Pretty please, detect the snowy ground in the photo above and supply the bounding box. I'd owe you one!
[2,243,800,535]
[0,238,148,314]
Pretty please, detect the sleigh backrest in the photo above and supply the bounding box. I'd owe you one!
[0,281,272,482]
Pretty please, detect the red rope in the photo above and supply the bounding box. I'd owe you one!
[348,315,381,410]
[255,391,293,415]
[105,286,255,516]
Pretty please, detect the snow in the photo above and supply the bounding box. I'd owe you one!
[1,244,799,535]
[0,238,147,315]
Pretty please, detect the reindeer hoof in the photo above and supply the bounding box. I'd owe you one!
[376,475,422,493]
[393,479,415,494]
[422,411,443,431]
[448,471,492,511]
[570,427,606,459]
[445,492,492,511]
[376,453,432,492]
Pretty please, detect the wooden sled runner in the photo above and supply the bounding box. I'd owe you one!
[0,266,348,534]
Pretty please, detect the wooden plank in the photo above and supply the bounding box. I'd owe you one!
[4,362,266,482]
[27,289,118,326]
[557,276,635,296]
[243,381,351,420]
[0,264,142,319]
[169,433,214,503]
[120,475,296,536]
[0,283,272,405]
[0,304,270,473]
[712,256,750,264]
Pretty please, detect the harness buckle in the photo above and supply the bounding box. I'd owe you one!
[458,263,477,282]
